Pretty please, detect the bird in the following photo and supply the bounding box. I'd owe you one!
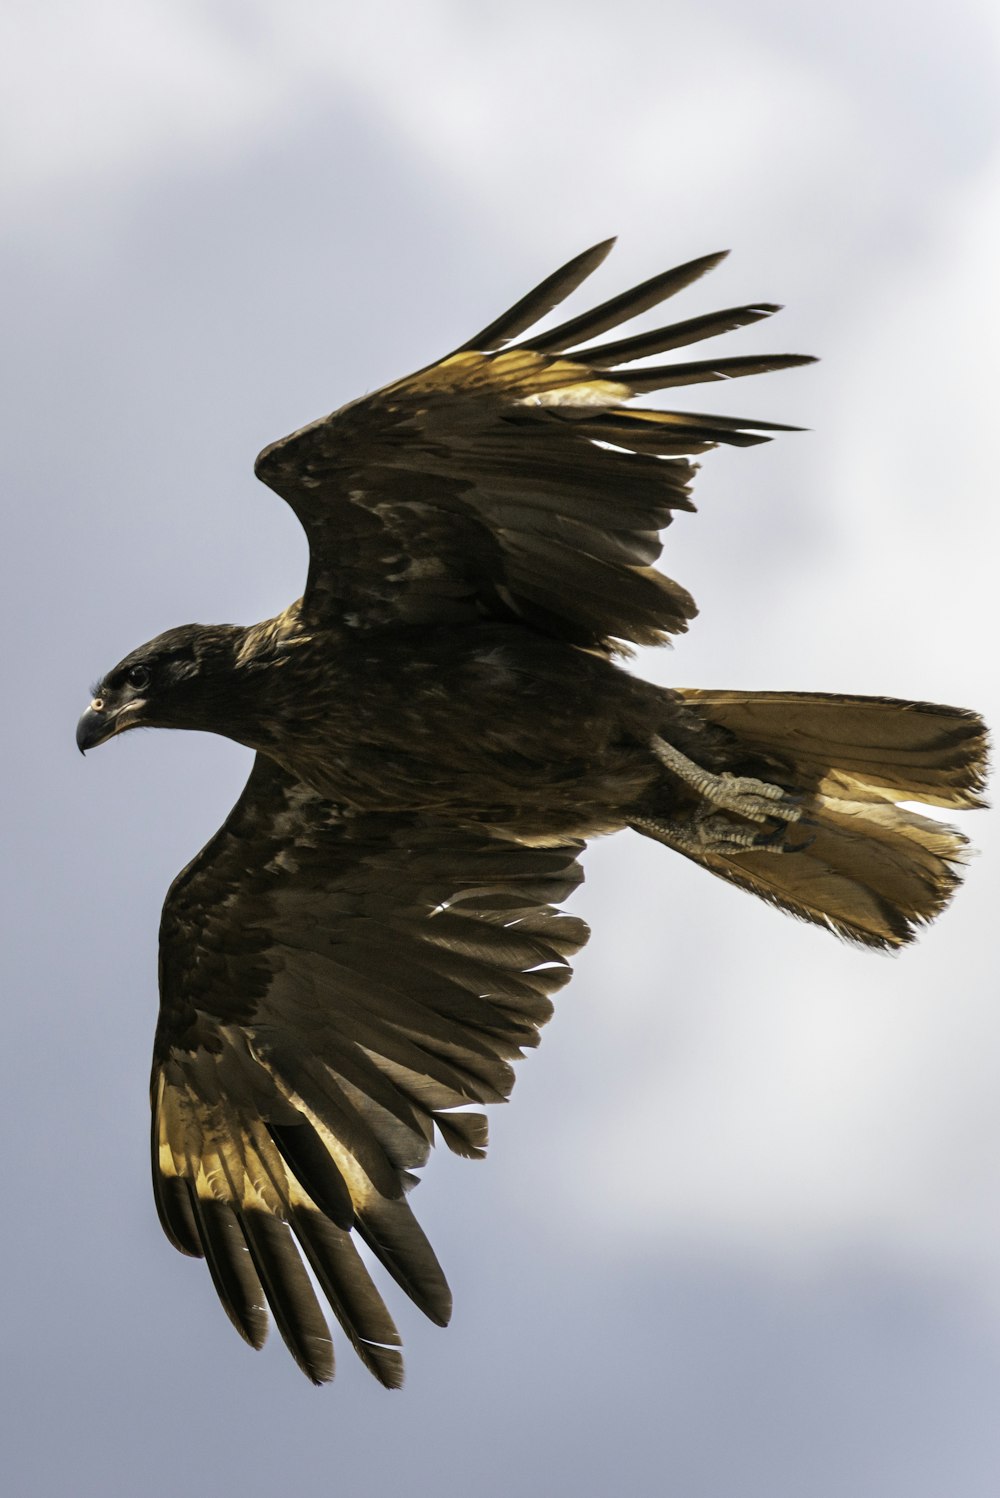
[77,240,988,1387]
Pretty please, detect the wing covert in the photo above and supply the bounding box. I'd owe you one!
[152,755,587,1384]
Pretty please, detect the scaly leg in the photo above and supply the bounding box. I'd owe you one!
[650,735,803,825]
[631,811,792,858]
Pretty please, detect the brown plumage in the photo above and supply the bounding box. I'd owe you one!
[77,241,988,1385]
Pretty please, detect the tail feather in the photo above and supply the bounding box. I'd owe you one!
[646,691,989,948]
[677,690,989,808]
[702,796,967,948]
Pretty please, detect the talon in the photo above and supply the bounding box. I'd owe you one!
[782,832,816,855]
[745,822,817,855]
[751,821,789,849]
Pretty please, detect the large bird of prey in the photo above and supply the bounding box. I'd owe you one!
[78,241,987,1386]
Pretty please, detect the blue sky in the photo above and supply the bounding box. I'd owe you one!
[3,3,1000,1494]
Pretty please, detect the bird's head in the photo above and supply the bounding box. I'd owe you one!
[76,622,245,753]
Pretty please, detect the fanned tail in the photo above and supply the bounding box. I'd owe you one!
[641,691,989,949]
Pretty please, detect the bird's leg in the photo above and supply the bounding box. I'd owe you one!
[630,811,794,857]
[635,735,809,857]
[650,735,803,825]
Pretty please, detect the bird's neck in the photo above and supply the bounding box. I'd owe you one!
[168,612,314,749]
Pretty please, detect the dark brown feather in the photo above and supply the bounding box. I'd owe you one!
[518,249,729,352]
[253,243,809,653]
[456,237,616,351]
[354,1196,452,1328]
[289,1209,404,1389]
[574,302,783,366]
[186,1191,269,1350]
[151,756,587,1383]
[235,1206,334,1384]
[624,352,817,391]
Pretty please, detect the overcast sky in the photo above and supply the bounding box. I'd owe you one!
[3,2,1000,1494]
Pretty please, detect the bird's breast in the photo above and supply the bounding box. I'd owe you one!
[256,625,662,837]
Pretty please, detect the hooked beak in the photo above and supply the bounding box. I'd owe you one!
[76,699,139,754]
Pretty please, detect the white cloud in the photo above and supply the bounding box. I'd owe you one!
[0,0,918,272]
[2,2,276,201]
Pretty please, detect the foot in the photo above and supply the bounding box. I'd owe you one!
[650,735,803,825]
[631,811,795,858]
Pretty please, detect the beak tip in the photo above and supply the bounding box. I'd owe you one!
[76,705,109,754]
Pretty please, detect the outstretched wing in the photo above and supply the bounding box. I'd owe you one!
[152,755,587,1385]
[254,241,814,655]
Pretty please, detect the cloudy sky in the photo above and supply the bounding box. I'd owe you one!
[3,2,1000,1494]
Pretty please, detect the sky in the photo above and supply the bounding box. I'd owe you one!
[3,2,1000,1494]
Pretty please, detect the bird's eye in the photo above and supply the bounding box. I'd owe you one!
[126,665,151,691]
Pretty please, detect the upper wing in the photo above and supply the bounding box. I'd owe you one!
[254,241,814,655]
[152,755,587,1385]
